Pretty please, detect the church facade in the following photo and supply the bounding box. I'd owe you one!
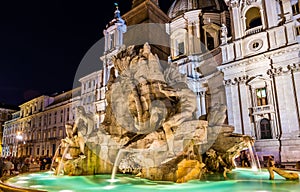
[167,0,300,165]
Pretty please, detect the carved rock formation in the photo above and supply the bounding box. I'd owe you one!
[55,43,254,182]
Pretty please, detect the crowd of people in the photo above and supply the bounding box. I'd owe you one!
[0,156,53,177]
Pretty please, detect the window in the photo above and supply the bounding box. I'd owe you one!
[44,116,47,126]
[53,129,56,138]
[256,88,267,106]
[67,108,70,121]
[245,7,262,30]
[206,33,214,51]
[296,25,300,36]
[54,112,57,124]
[296,18,300,36]
[39,116,42,126]
[59,129,63,137]
[110,32,115,50]
[60,110,63,123]
[49,114,52,125]
[260,118,272,139]
[292,2,300,15]
[178,42,185,55]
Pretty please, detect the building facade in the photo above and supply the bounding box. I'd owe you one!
[79,70,105,129]
[219,0,300,164]
[0,104,17,157]
[2,88,81,158]
[167,0,300,164]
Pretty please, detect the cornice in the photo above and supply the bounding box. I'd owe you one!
[220,44,300,72]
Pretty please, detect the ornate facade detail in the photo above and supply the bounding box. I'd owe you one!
[225,0,240,8]
[267,67,283,77]
[234,75,249,84]
[287,63,300,73]
[223,79,233,86]
[267,64,299,77]
[224,75,249,86]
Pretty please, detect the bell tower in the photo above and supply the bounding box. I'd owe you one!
[103,3,127,54]
[102,3,127,87]
[222,0,297,63]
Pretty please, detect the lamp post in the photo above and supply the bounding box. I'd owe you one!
[15,132,23,157]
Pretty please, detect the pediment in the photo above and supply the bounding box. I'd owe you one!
[246,75,270,87]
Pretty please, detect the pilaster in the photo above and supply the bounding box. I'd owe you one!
[268,66,300,138]
[236,75,252,136]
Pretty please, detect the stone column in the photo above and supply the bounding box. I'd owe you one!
[188,23,194,54]
[224,80,234,126]
[238,76,252,135]
[228,1,242,40]
[288,64,300,135]
[200,91,206,115]
[281,0,293,22]
[264,0,279,28]
[271,67,300,138]
[259,9,266,30]
[195,92,202,118]
[231,81,242,134]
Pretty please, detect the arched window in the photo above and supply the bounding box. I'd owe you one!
[170,29,187,58]
[245,7,262,30]
[260,118,272,139]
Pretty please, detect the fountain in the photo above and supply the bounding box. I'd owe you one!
[1,43,299,191]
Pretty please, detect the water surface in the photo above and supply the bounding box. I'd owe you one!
[5,168,300,192]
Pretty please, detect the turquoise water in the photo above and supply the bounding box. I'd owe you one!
[5,168,300,192]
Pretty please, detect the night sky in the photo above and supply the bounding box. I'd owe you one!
[0,0,173,106]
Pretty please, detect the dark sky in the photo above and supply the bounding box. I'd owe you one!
[0,0,173,106]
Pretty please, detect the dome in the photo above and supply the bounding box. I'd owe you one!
[168,0,228,19]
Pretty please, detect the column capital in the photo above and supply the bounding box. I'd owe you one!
[267,67,283,77]
[224,75,249,86]
[287,63,300,73]
[225,0,240,8]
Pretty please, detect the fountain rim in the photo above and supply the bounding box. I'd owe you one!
[0,179,46,192]
[2,168,299,192]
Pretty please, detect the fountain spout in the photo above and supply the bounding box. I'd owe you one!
[246,141,261,172]
[50,143,62,172]
[111,149,125,181]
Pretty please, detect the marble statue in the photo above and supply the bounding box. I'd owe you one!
[221,23,228,44]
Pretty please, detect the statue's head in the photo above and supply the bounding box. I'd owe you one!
[76,106,86,116]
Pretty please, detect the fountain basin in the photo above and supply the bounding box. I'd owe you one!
[1,169,299,192]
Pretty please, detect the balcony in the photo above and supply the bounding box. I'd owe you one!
[245,26,263,36]
[251,105,274,115]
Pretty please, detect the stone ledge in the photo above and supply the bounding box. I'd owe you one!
[0,180,46,192]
